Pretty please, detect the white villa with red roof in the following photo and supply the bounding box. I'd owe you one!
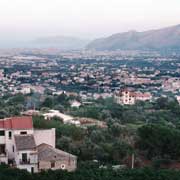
[114,89,152,105]
[114,89,136,105]
[0,116,77,173]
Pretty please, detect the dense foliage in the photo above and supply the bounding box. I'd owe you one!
[33,116,133,163]
[137,125,180,160]
[1,93,180,178]
[69,97,180,125]
[1,163,180,180]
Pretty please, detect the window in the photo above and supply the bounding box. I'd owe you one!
[9,131,12,139]
[12,145,14,152]
[61,164,66,170]
[20,131,27,135]
[0,130,5,136]
[51,162,55,168]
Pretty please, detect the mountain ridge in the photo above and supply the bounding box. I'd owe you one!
[86,24,180,51]
[0,36,90,50]
[31,36,90,50]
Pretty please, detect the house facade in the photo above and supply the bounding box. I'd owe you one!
[114,89,152,105]
[0,116,77,173]
[37,143,77,171]
[114,89,136,105]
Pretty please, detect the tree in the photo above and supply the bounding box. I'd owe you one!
[41,97,54,108]
[112,140,132,163]
[137,124,180,160]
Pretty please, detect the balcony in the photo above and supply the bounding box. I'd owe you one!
[0,152,8,164]
[0,148,7,160]
[0,153,7,158]
[19,158,30,165]
[19,158,38,165]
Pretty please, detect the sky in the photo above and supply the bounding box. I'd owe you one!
[0,0,180,41]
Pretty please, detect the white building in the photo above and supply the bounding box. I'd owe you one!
[114,89,152,105]
[20,86,31,95]
[70,100,81,108]
[114,89,136,105]
[43,110,80,125]
[0,116,77,173]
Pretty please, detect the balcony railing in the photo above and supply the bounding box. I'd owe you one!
[19,159,30,164]
[19,158,38,165]
[0,151,7,157]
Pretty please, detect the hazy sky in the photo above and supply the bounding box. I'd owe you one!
[0,0,180,40]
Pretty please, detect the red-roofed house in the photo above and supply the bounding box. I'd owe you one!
[0,116,36,172]
[114,88,136,105]
[135,92,152,102]
[114,89,152,105]
[0,116,77,173]
[0,116,33,130]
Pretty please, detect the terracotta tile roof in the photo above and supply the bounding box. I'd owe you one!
[115,88,135,96]
[0,116,33,129]
[135,92,152,98]
[14,135,36,151]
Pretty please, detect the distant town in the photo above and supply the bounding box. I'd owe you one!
[0,49,180,102]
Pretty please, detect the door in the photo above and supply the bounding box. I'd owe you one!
[31,167,34,173]
[0,144,5,154]
[22,153,27,163]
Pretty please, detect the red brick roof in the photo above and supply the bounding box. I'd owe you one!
[0,116,33,130]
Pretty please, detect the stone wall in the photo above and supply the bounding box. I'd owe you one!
[34,129,55,148]
[39,157,77,172]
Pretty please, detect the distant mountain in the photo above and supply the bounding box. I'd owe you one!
[0,36,90,50]
[86,24,180,51]
[31,36,89,50]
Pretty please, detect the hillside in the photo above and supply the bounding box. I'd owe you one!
[31,36,89,50]
[86,24,180,51]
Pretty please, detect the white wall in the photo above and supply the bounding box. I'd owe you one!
[5,129,34,159]
[13,129,34,135]
[0,136,5,144]
[15,149,37,165]
[17,164,38,173]
[34,129,55,148]
[5,130,14,159]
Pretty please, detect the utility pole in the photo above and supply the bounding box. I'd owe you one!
[131,153,135,169]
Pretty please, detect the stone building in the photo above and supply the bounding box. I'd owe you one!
[0,116,77,173]
[37,143,77,172]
